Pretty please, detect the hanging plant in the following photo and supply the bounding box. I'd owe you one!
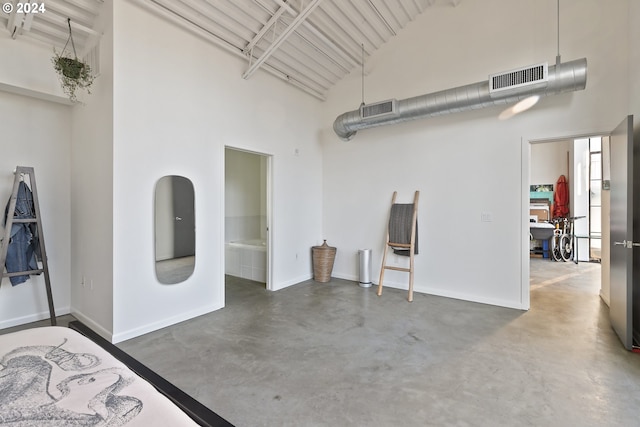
[52,18,94,103]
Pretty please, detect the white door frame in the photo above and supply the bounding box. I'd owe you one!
[223,145,274,291]
[521,129,609,309]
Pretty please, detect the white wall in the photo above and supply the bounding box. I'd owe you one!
[2,0,637,334]
[321,0,631,309]
[601,136,611,305]
[0,2,115,335]
[531,140,570,189]
[0,34,68,101]
[631,0,640,119]
[0,26,73,327]
[602,0,640,306]
[107,1,323,341]
[572,139,590,262]
[0,90,72,327]
[225,149,264,242]
[69,0,114,338]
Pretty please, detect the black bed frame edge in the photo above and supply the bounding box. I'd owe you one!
[68,320,235,427]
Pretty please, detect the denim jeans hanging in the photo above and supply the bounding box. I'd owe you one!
[3,181,39,285]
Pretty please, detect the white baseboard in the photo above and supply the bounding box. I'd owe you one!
[599,290,610,307]
[415,285,526,310]
[73,304,222,344]
[0,306,71,330]
[332,272,358,282]
[70,310,113,341]
[333,273,525,310]
[271,273,313,291]
[111,304,222,344]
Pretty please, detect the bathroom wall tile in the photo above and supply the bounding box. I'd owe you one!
[241,265,252,279]
[253,250,266,270]
[252,268,266,283]
[225,246,240,276]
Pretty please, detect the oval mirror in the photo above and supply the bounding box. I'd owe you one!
[154,175,195,284]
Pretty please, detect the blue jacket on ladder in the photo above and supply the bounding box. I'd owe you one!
[3,181,39,286]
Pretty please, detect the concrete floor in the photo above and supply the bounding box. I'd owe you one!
[116,259,639,427]
[4,259,640,426]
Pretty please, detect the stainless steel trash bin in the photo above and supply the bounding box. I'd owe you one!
[358,249,372,288]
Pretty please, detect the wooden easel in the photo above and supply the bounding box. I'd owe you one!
[377,191,419,302]
[0,166,56,325]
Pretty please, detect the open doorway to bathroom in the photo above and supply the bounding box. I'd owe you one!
[224,147,271,291]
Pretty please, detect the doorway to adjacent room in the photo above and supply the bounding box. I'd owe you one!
[527,133,607,308]
[224,147,272,291]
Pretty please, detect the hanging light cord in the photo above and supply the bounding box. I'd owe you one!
[361,43,365,106]
[556,0,561,65]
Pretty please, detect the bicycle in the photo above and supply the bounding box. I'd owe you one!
[550,217,565,262]
[550,216,585,262]
[559,216,585,262]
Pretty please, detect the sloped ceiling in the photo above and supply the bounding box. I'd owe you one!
[1,0,103,55]
[2,0,462,100]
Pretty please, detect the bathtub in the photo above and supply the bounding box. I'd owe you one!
[225,238,266,283]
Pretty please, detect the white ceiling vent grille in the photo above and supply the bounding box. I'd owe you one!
[360,99,397,119]
[489,63,548,94]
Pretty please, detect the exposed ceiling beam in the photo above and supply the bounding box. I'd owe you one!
[140,0,326,100]
[287,28,350,75]
[37,11,101,38]
[63,0,102,15]
[263,0,358,70]
[200,0,263,39]
[242,0,323,80]
[45,0,97,26]
[243,2,289,54]
[7,8,21,39]
[3,0,433,101]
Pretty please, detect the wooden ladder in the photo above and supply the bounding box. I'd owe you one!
[377,191,419,302]
[0,166,56,325]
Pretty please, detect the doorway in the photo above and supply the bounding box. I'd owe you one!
[224,147,272,291]
[527,135,606,306]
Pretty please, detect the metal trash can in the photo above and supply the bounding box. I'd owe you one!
[358,249,372,288]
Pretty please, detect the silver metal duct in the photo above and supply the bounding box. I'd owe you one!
[333,58,587,140]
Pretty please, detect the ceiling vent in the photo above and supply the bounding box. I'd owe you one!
[360,99,397,119]
[489,63,548,94]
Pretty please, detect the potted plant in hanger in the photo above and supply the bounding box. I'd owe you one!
[52,18,95,103]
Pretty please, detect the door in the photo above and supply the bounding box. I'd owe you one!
[609,115,637,350]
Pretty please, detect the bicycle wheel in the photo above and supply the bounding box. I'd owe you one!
[560,234,573,262]
[551,235,563,261]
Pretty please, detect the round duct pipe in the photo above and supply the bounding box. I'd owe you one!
[333,58,587,141]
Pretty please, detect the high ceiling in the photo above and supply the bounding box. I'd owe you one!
[1,0,103,56]
[2,0,462,100]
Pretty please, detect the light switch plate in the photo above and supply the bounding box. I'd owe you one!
[481,212,493,222]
